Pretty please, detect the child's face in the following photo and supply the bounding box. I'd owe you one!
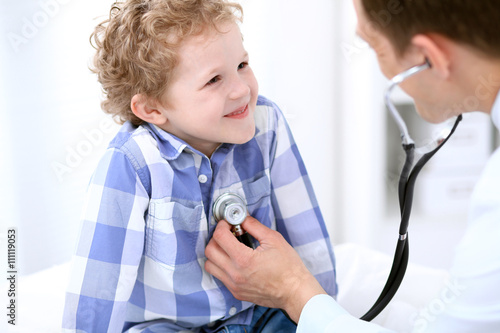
[157,22,259,157]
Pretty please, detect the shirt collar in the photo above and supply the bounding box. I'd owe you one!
[144,123,234,160]
[492,89,500,131]
[144,123,188,160]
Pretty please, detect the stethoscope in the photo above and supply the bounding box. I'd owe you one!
[211,60,463,322]
[212,193,254,248]
[360,60,462,321]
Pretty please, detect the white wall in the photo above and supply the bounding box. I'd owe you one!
[1,0,118,275]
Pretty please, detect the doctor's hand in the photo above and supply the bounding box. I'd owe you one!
[204,216,327,323]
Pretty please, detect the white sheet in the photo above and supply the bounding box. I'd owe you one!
[335,243,449,332]
[1,261,70,333]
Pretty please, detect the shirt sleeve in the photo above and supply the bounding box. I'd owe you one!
[268,103,337,296]
[62,147,150,332]
[297,295,395,333]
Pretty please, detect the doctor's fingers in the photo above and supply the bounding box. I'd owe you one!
[205,232,250,294]
[240,216,290,249]
[204,253,231,286]
[210,219,254,261]
[205,221,244,271]
[240,216,274,243]
[205,256,257,303]
[205,236,232,279]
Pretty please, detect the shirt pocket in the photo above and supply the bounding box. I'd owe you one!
[243,175,272,211]
[244,175,276,235]
[145,199,205,268]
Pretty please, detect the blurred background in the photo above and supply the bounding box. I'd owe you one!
[1,0,497,286]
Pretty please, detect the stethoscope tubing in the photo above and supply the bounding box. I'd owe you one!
[361,60,463,321]
[385,62,431,146]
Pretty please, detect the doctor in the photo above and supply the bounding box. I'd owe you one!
[205,0,500,332]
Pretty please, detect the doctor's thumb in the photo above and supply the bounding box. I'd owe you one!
[241,216,279,243]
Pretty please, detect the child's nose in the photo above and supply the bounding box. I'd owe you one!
[229,75,251,100]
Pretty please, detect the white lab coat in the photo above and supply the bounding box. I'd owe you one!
[297,92,500,333]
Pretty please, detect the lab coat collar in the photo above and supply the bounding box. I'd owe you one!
[492,89,500,131]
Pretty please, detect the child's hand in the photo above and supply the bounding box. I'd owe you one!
[204,216,327,323]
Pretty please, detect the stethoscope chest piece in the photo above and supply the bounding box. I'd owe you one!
[212,193,247,226]
[212,192,253,248]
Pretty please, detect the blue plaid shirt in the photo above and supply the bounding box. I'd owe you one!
[62,96,337,332]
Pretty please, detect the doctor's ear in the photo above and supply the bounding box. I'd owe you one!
[411,34,451,79]
[131,94,167,126]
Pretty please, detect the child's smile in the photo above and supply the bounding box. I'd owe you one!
[225,104,249,118]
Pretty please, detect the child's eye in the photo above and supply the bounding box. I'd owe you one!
[238,62,248,70]
[206,75,221,86]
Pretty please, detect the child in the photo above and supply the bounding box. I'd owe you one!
[62,0,337,332]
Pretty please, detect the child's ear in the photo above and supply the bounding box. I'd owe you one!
[131,94,167,125]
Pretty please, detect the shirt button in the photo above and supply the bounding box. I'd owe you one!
[228,306,237,316]
[198,174,208,184]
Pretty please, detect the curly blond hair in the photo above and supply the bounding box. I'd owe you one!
[91,0,243,125]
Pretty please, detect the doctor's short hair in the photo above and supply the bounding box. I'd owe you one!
[361,0,500,58]
[90,0,242,125]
